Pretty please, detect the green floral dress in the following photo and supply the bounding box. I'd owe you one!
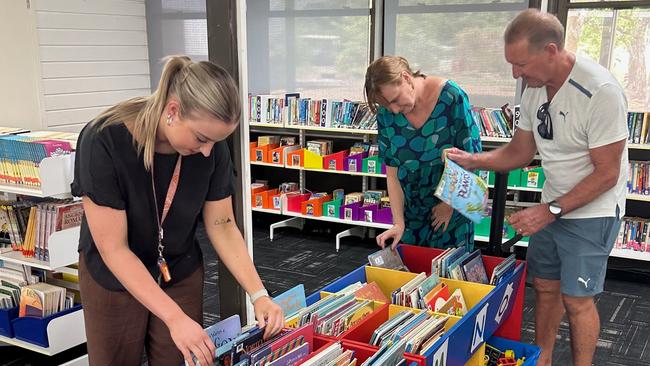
[377,80,482,249]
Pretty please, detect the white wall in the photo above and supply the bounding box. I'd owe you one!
[34,0,151,132]
[0,1,43,131]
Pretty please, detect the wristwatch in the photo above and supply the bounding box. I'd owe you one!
[250,288,269,304]
[548,200,563,219]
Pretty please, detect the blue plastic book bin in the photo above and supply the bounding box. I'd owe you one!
[0,306,19,337]
[11,304,83,347]
[488,335,540,365]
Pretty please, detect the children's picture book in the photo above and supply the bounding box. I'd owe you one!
[273,284,306,319]
[354,281,389,303]
[205,314,242,348]
[367,247,409,272]
[434,157,488,223]
[461,250,489,284]
[438,288,468,317]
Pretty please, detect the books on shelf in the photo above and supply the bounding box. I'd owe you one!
[471,105,514,138]
[0,135,73,188]
[0,199,83,261]
[627,112,649,145]
[18,282,72,318]
[628,161,649,196]
[248,93,378,130]
[616,216,650,253]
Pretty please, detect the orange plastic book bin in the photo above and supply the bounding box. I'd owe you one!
[300,194,332,217]
[286,148,305,167]
[254,143,279,163]
[253,188,278,209]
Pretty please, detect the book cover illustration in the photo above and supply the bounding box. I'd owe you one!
[273,284,306,319]
[434,157,488,223]
[206,314,242,348]
[367,247,409,272]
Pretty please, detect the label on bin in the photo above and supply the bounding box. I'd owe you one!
[432,339,448,366]
[495,282,514,325]
[471,303,489,353]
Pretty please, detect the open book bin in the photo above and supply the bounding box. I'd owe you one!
[286,148,304,167]
[285,193,311,213]
[12,304,82,347]
[340,201,363,221]
[305,246,528,365]
[488,336,541,365]
[344,152,368,173]
[323,199,343,218]
[0,306,19,337]
[360,204,392,224]
[398,245,526,341]
[255,143,280,163]
[303,149,324,169]
[323,151,349,171]
[254,188,278,209]
[300,195,332,217]
[362,156,386,175]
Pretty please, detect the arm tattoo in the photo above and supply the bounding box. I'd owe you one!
[214,217,233,226]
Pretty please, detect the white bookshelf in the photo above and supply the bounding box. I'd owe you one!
[252,207,391,229]
[0,227,80,270]
[250,161,283,168]
[610,248,650,261]
[248,121,379,135]
[0,154,75,198]
[284,125,378,135]
[0,152,84,356]
[627,193,650,202]
[488,185,543,193]
[249,122,285,129]
[629,144,650,151]
[284,165,386,178]
[0,308,85,356]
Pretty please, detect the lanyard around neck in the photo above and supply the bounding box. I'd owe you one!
[151,155,182,250]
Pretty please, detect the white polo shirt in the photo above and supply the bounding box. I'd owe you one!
[518,54,628,219]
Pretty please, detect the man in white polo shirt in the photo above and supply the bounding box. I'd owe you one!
[447,9,628,366]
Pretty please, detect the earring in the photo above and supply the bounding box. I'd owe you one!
[166,114,172,126]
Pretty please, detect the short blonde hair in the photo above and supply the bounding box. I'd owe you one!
[364,56,424,113]
[92,55,240,170]
[504,9,565,52]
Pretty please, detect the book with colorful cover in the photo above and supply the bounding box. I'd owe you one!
[273,284,306,319]
[206,314,242,348]
[354,282,389,303]
[434,157,488,223]
[461,250,489,284]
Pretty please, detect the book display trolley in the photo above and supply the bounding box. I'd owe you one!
[293,244,539,366]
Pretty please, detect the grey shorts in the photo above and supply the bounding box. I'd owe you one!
[526,214,621,297]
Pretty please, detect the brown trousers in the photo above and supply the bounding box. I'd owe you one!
[79,256,204,366]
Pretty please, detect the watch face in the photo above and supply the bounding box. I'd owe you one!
[550,204,562,215]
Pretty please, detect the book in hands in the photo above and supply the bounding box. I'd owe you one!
[434,157,488,223]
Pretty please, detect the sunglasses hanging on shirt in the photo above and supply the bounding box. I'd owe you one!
[537,101,553,140]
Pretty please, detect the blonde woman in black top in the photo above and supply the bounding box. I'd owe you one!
[72,56,284,366]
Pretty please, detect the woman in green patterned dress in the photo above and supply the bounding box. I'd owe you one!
[364,56,482,250]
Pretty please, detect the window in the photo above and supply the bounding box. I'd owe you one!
[247,1,371,100]
[384,0,529,107]
[561,1,650,111]
[146,0,209,89]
